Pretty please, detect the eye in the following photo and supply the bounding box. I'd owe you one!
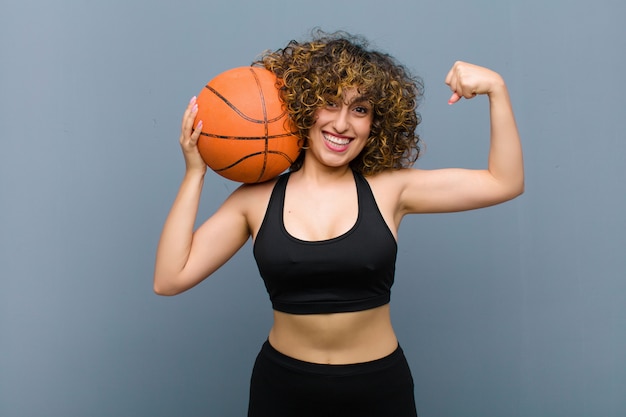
[325,99,339,108]
[353,104,371,116]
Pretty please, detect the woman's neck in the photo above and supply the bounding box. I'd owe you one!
[297,155,353,184]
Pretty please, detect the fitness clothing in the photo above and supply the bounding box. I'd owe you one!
[248,340,418,417]
[253,171,397,314]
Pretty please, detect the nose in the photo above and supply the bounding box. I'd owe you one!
[332,107,350,133]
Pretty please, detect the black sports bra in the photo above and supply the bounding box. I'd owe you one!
[253,171,397,314]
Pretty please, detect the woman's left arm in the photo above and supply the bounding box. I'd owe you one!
[397,61,524,215]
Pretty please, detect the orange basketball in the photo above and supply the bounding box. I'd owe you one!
[194,67,301,183]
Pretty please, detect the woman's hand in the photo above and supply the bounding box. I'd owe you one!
[179,96,207,175]
[445,61,505,105]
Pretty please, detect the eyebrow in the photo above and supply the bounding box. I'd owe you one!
[345,94,371,106]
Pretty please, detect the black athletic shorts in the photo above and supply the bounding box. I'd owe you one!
[248,340,418,417]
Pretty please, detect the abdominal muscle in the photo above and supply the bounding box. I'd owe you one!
[267,304,398,365]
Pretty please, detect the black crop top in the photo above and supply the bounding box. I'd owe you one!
[253,171,397,314]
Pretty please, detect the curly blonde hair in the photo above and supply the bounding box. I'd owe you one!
[254,29,423,175]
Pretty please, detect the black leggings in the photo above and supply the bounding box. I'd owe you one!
[248,341,418,417]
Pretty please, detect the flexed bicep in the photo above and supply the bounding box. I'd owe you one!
[399,62,523,214]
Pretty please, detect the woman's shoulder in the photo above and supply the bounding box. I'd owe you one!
[230,175,283,237]
[221,175,282,223]
[364,167,428,206]
[364,167,420,186]
[362,168,415,203]
[229,175,280,202]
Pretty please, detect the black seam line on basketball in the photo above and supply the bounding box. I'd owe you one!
[199,132,297,140]
[249,67,269,181]
[203,85,286,124]
[212,150,297,172]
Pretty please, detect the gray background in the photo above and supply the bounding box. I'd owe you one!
[1,0,625,416]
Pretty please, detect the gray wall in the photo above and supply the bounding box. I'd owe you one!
[1,0,624,416]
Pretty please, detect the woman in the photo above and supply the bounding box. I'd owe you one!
[154,31,523,417]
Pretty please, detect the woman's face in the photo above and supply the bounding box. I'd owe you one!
[305,87,373,168]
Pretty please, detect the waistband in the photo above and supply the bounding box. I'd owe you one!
[259,340,405,377]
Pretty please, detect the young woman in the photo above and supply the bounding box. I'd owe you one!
[154,30,523,417]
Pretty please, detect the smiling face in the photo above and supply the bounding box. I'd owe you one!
[304,88,373,169]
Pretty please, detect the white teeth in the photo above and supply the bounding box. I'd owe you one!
[323,133,350,145]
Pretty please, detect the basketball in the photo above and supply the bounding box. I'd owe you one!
[194,67,301,183]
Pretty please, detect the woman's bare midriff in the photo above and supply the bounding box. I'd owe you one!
[267,304,398,365]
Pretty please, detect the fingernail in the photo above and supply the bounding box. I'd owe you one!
[192,104,198,113]
[190,96,197,104]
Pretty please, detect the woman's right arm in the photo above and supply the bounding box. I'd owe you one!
[153,97,250,295]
